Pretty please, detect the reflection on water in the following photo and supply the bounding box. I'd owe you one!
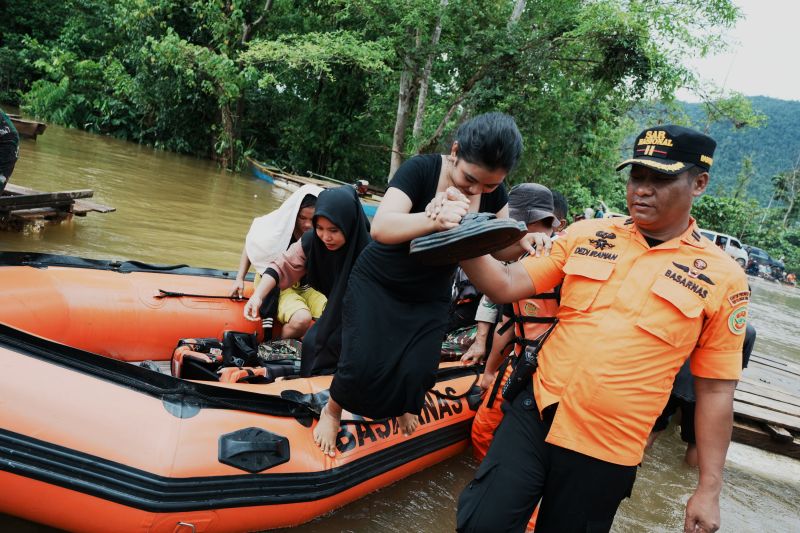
[2,126,799,532]
[2,123,284,270]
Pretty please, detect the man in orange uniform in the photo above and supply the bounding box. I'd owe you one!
[457,125,748,533]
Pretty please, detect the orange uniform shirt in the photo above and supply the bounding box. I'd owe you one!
[521,217,749,466]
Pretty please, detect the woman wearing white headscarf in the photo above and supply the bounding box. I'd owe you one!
[231,184,324,339]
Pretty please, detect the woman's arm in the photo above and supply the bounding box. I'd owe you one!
[243,272,277,321]
[242,241,307,321]
[231,246,251,298]
[371,187,468,244]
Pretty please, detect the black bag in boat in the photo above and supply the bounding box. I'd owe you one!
[172,337,224,380]
[171,332,302,383]
[222,331,260,368]
[409,212,527,266]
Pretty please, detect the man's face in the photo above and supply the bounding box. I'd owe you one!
[626,165,707,237]
[525,218,554,235]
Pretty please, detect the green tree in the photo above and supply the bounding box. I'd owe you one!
[773,166,800,228]
[692,194,760,240]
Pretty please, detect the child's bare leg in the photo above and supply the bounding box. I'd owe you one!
[399,412,419,436]
[313,398,343,457]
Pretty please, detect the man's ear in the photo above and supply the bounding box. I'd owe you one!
[693,171,709,197]
[557,218,567,232]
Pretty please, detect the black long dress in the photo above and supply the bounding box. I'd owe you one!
[329,154,507,419]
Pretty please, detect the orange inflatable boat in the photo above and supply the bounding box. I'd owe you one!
[0,252,481,533]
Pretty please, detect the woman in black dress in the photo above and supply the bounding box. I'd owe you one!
[314,113,525,456]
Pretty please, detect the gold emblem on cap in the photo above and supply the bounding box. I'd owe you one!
[700,155,713,166]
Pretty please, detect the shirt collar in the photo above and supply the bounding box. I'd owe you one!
[611,216,706,249]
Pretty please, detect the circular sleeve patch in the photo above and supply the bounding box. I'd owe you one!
[728,305,748,335]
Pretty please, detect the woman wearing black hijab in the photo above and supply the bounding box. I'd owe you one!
[244,186,371,375]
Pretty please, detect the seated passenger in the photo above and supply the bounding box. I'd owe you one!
[232,184,323,340]
[244,186,371,376]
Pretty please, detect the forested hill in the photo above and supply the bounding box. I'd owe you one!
[682,96,800,204]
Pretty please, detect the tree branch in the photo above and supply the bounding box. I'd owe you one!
[241,0,274,45]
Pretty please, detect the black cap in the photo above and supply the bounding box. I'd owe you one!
[508,183,557,227]
[616,125,716,175]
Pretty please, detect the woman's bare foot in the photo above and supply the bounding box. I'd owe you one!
[313,403,342,457]
[399,412,419,436]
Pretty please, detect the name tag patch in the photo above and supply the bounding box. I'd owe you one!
[727,290,750,306]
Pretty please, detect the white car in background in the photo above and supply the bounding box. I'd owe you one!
[698,229,748,267]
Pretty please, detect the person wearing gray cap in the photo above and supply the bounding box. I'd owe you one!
[461,183,560,365]
[464,184,566,471]
[456,124,748,533]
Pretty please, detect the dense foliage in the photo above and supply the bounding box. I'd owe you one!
[2,0,798,272]
[2,1,740,180]
[683,97,800,204]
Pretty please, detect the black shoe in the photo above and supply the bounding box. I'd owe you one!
[410,213,526,266]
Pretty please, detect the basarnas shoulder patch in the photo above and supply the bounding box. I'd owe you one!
[727,290,750,307]
[728,305,748,335]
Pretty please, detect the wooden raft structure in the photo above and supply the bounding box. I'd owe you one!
[732,352,800,459]
[0,183,114,229]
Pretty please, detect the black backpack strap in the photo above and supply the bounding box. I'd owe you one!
[486,355,514,409]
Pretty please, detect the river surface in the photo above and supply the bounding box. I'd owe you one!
[2,124,799,532]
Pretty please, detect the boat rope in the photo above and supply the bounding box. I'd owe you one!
[156,289,244,301]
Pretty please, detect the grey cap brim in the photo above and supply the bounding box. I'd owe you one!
[510,207,557,226]
[616,157,694,176]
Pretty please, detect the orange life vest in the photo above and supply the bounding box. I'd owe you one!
[508,290,560,356]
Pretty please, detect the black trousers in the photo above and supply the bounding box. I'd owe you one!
[0,157,17,194]
[652,394,696,444]
[456,387,637,533]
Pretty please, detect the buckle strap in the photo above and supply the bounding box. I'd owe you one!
[516,316,557,324]
[530,293,558,300]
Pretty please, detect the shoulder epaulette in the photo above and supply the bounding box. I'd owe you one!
[691,230,701,241]
[624,218,634,225]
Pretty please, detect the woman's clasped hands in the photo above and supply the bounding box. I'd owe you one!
[425,186,470,231]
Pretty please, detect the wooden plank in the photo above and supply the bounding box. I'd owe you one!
[73,198,115,213]
[732,420,800,460]
[762,423,794,444]
[749,357,800,378]
[736,380,800,408]
[2,183,37,196]
[739,375,800,403]
[0,190,93,210]
[1,198,74,212]
[5,184,114,213]
[6,207,66,220]
[750,353,800,374]
[735,389,800,417]
[734,400,800,431]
